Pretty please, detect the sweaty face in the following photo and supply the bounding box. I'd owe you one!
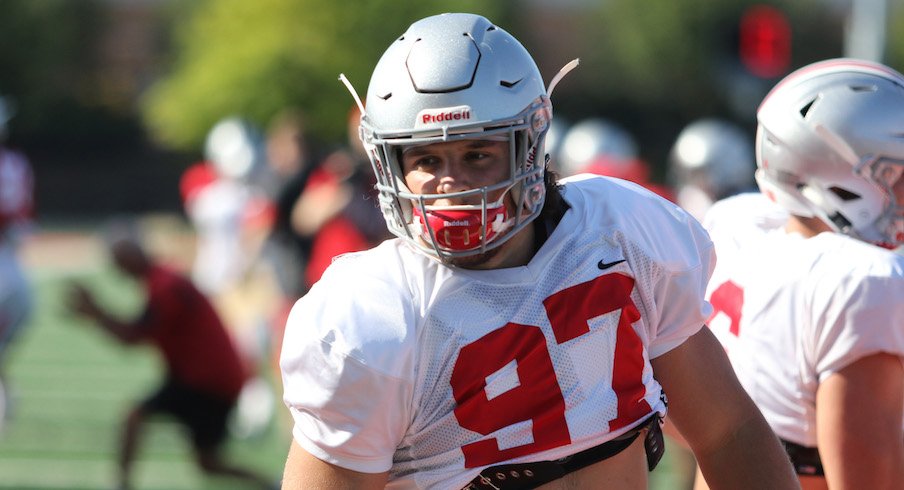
[401,139,511,205]
[399,138,534,269]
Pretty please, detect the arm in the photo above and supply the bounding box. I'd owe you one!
[816,352,904,489]
[652,326,799,490]
[282,439,388,490]
[67,283,146,344]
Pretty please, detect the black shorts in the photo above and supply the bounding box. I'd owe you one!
[141,378,236,451]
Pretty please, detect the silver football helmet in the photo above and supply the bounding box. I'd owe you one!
[354,13,564,261]
[557,117,638,177]
[204,116,265,181]
[756,58,904,248]
[669,118,755,201]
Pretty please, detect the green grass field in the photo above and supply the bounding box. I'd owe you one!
[0,229,694,490]
[0,233,290,490]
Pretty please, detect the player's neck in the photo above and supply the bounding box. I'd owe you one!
[468,224,536,270]
[785,215,832,238]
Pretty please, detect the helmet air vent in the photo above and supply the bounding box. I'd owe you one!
[799,98,816,118]
[500,78,523,88]
[829,186,861,201]
[849,84,877,93]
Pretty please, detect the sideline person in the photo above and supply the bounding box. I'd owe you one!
[68,226,275,490]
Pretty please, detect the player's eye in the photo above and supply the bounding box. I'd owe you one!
[464,151,495,164]
[405,155,440,172]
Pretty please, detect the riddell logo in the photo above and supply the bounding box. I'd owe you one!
[418,106,472,125]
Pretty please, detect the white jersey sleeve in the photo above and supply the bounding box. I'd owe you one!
[280,244,418,473]
[808,238,904,380]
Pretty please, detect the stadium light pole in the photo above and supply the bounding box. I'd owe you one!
[845,0,888,62]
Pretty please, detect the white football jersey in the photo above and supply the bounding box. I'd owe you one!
[281,174,715,489]
[185,178,254,295]
[704,193,904,447]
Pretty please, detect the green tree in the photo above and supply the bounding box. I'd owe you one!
[0,0,117,145]
[142,1,506,151]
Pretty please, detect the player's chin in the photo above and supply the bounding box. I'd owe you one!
[446,247,500,269]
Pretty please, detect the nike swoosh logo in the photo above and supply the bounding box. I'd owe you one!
[597,258,626,270]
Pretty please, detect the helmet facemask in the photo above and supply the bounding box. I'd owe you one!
[362,98,550,262]
[852,156,904,247]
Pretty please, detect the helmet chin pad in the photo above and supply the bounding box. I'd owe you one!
[412,200,510,252]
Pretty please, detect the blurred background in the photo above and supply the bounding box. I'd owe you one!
[3,0,901,219]
[0,0,901,488]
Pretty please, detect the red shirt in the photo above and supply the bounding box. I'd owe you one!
[141,265,247,400]
[305,216,371,288]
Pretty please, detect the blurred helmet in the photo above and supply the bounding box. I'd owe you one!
[756,58,904,248]
[359,13,553,261]
[669,118,755,201]
[557,118,638,176]
[204,117,265,181]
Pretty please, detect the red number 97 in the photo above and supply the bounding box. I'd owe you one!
[451,273,651,468]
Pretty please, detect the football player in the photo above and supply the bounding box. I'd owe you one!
[0,95,34,429]
[279,13,797,489]
[557,117,639,177]
[701,59,904,489]
[667,118,757,221]
[181,116,272,297]
[560,117,674,201]
[67,226,275,490]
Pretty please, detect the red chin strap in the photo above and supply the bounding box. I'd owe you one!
[412,204,509,251]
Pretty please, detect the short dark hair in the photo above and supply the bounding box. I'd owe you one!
[540,165,568,222]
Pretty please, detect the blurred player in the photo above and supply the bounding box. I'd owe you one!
[560,117,674,201]
[668,118,756,221]
[67,224,274,490]
[700,59,904,489]
[557,117,638,177]
[180,117,281,438]
[0,94,34,430]
[279,12,797,489]
[180,116,273,297]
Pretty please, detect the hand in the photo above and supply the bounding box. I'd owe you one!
[67,282,101,320]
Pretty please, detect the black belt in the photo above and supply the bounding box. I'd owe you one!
[780,439,824,476]
[462,414,663,490]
